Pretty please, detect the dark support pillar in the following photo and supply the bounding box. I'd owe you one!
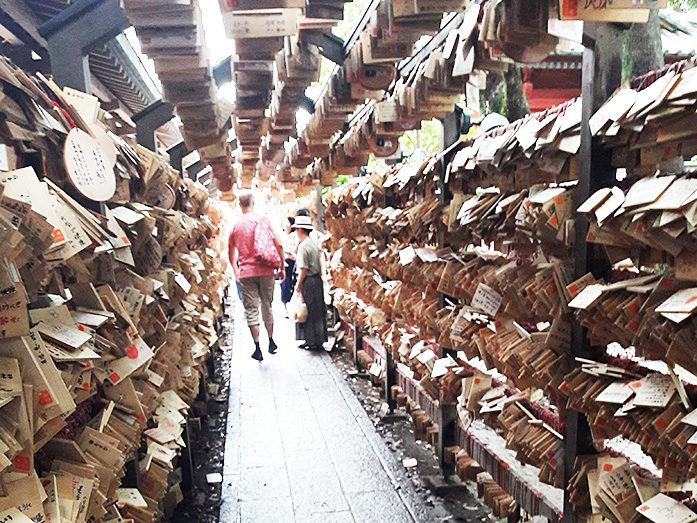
[39,0,129,93]
[439,110,459,202]
[385,351,396,413]
[563,22,623,523]
[438,109,459,310]
[352,323,362,368]
[433,108,461,477]
[167,141,189,178]
[213,55,232,87]
[437,404,457,475]
[186,159,207,181]
[315,183,325,232]
[132,101,176,152]
[181,419,196,493]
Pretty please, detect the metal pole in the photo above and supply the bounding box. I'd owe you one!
[352,323,362,368]
[385,350,396,413]
[438,404,457,476]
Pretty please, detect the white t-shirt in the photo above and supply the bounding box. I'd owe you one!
[283,232,299,259]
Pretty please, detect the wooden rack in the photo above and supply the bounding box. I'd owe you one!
[321,8,690,523]
[344,317,565,522]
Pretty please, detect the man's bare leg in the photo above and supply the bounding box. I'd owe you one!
[249,324,260,343]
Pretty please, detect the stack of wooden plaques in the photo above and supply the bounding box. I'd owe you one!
[323,141,576,489]
[264,34,322,163]
[591,63,697,178]
[294,0,445,172]
[122,0,235,192]
[291,0,574,190]
[0,57,230,523]
[218,0,341,185]
[324,16,697,523]
[476,472,516,518]
[198,137,236,193]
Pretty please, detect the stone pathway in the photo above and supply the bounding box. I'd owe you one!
[220,293,420,522]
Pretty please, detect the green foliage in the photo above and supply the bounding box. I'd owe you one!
[399,120,442,155]
[499,83,507,116]
[463,124,478,140]
[333,0,371,39]
[621,32,633,84]
[420,119,441,153]
[668,0,697,10]
[455,93,468,112]
[399,130,418,154]
[306,59,335,99]
[480,71,506,117]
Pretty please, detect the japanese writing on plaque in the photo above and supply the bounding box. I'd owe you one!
[64,128,115,202]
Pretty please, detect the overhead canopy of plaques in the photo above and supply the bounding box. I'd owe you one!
[122,0,237,194]
[9,0,679,203]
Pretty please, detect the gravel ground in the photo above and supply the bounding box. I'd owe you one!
[330,347,502,523]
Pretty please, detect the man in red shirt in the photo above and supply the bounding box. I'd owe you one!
[228,191,285,361]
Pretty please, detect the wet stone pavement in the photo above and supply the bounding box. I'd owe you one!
[221,292,424,523]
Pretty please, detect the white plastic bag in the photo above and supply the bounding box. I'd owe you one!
[288,293,307,323]
[324,281,331,305]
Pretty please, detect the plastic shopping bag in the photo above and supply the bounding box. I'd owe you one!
[324,281,331,306]
[288,293,307,323]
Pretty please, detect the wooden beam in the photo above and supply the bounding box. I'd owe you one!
[0,0,46,48]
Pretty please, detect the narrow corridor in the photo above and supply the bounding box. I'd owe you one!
[220,295,420,522]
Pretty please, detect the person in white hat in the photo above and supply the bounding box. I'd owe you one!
[293,215,327,350]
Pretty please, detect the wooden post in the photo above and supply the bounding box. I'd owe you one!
[563,22,623,523]
[438,403,458,476]
[385,350,397,413]
[436,109,460,475]
[352,322,362,368]
[315,182,325,232]
[38,0,129,93]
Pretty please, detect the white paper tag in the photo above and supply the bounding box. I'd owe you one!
[471,283,502,317]
[568,284,604,310]
[630,374,676,408]
[398,246,416,266]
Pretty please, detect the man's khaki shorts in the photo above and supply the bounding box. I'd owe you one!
[239,276,275,326]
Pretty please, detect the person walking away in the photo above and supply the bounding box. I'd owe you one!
[281,216,298,317]
[293,216,327,350]
[228,191,285,361]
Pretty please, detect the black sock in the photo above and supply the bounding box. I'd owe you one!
[254,341,260,351]
[269,338,278,354]
[252,342,263,361]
